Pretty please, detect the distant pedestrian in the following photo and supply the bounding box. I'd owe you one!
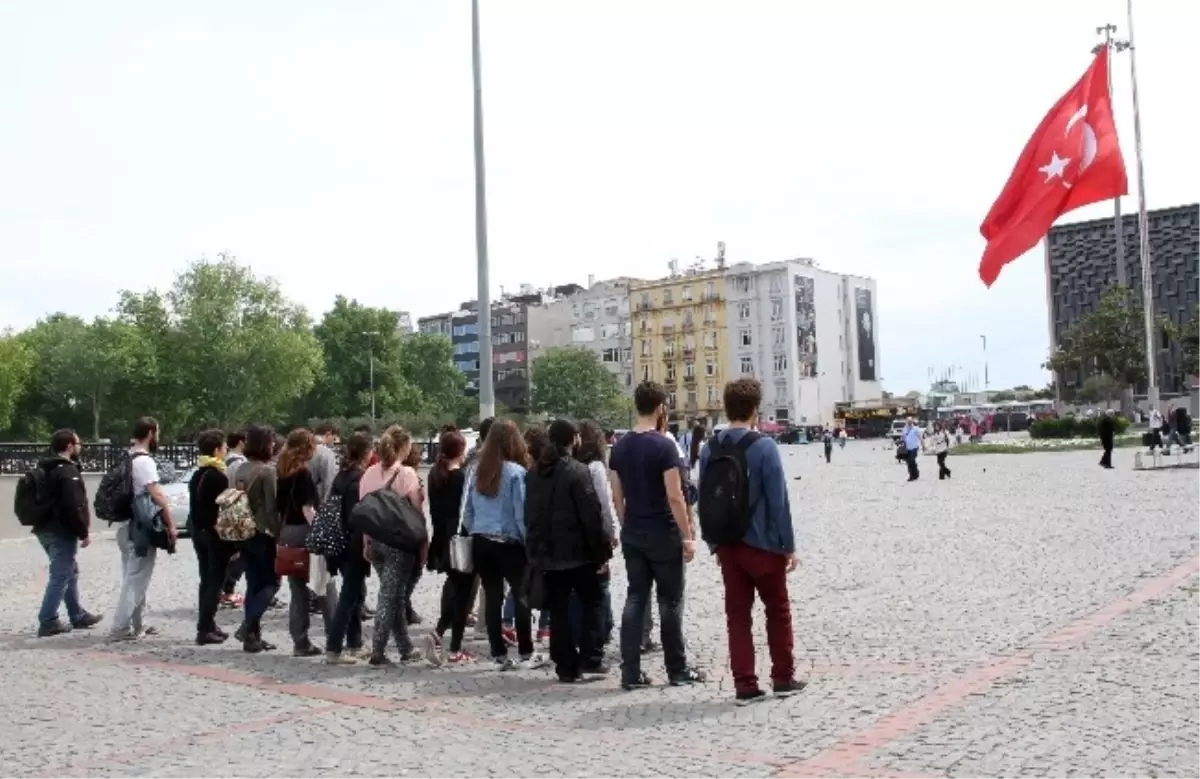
[28,429,103,637]
[822,428,833,463]
[902,417,922,482]
[1098,409,1116,469]
[930,422,952,480]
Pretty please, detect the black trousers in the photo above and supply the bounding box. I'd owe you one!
[1099,440,1114,467]
[546,565,604,679]
[936,452,951,479]
[192,529,234,634]
[473,536,533,659]
[436,570,475,653]
[906,449,920,480]
[223,554,246,595]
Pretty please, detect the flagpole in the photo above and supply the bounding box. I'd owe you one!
[1093,26,1130,288]
[472,0,495,419]
[1125,0,1159,411]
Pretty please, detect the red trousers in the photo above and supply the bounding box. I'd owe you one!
[716,543,795,693]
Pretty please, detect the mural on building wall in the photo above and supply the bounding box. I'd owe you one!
[855,288,876,381]
[793,276,818,378]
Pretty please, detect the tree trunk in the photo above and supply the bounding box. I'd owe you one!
[92,395,101,442]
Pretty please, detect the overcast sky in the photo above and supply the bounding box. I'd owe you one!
[2,0,1196,394]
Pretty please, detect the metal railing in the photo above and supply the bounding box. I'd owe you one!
[0,442,199,475]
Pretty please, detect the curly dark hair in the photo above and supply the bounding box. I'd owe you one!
[575,420,607,465]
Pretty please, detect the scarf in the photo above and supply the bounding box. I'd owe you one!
[198,455,226,472]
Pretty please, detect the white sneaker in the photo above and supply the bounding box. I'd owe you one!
[423,635,443,668]
[517,652,550,670]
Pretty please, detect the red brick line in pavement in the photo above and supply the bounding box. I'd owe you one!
[773,554,1200,779]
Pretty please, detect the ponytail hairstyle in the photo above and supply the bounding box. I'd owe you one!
[542,419,578,466]
[276,429,316,478]
[377,425,413,470]
[688,424,707,469]
[430,430,467,489]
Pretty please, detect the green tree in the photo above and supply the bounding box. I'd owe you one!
[306,295,419,423]
[1077,373,1121,406]
[164,256,322,432]
[0,332,33,433]
[1044,285,1168,391]
[531,347,623,420]
[1164,305,1199,379]
[397,332,469,421]
[990,389,1017,402]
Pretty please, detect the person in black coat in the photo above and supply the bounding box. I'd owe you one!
[524,419,612,683]
[1098,410,1117,469]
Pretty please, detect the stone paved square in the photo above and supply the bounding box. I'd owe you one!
[1,443,1196,777]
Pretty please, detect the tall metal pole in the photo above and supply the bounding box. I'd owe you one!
[362,330,380,429]
[1125,0,1158,411]
[472,0,495,419]
[1094,26,1131,288]
[980,335,989,397]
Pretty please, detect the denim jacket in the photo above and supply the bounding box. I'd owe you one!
[462,461,527,545]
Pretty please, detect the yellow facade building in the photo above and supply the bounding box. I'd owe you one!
[629,269,729,426]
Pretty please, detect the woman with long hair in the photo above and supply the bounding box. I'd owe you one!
[324,432,373,664]
[233,424,281,653]
[275,428,324,657]
[463,419,547,670]
[402,442,427,626]
[427,429,474,662]
[575,421,619,647]
[526,419,610,682]
[359,425,437,667]
[688,424,706,470]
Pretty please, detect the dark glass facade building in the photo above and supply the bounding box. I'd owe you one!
[1045,203,1199,393]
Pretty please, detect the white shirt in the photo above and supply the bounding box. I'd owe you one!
[1149,409,1163,430]
[129,447,159,495]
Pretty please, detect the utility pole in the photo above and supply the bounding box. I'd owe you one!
[1093,25,1131,288]
[362,330,380,429]
[1125,0,1159,412]
[980,335,989,398]
[472,0,495,419]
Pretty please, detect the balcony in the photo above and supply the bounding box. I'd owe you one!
[704,341,719,351]
[682,321,695,331]
[665,377,678,387]
[662,352,676,362]
[683,375,697,386]
[701,291,722,302]
[682,346,695,357]
[637,302,652,311]
[685,401,699,413]
[661,324,675,335]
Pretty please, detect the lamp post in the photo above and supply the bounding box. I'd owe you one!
[980,335,989,399]
[472,0,495,419]
[361,330,380,429]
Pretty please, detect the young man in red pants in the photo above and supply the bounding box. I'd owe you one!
[698,378,804,705]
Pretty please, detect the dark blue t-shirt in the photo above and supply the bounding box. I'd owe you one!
[609,431,680,529]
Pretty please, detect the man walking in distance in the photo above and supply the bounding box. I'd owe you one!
[698,379,802,705]
[32,430,104,636]
[1098,409,1117,469]
[901,417,922,482]
[609,381,705,690]
[108,417,178,642]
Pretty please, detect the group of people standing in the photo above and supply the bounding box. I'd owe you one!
[26,375,806,705]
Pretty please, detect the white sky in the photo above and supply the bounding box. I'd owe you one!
[2,0,1196,394]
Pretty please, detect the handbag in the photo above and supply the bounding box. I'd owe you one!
[449,533,473,574]
[348,469,428,552]
[275,500,312,579]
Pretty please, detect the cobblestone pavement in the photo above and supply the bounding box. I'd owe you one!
[1,444,1196,777]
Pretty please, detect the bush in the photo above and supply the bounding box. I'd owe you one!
[1029,415,1129,439]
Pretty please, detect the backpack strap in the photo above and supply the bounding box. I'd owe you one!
[732,431,761,453]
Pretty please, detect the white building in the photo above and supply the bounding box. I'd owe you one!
[526,277,636,393]
[724,259,882,427]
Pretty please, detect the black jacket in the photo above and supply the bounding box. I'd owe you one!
[36,456,90,540]
[329,467,366,576]
[1098,414,1116,442]
[525,455,611,571]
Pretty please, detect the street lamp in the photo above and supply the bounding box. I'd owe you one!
[361,330,380,429]
[980,335,989,397]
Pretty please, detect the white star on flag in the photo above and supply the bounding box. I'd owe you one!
[1038,151,1071,183]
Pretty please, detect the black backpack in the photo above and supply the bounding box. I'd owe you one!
[697,431,761,547]
[14,466,54,527]
[93,452,148,523]
[348,470,428,553]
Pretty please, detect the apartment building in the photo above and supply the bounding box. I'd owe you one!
[629,268,729,426]
[724,260,882,426]
[526,278,636,393]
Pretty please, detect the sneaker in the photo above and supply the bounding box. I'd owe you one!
[423,635,443,667]
[293,643,322,658]
[430,631,444,650]
[448,651,476,664]
[219,593,244,608]
[517,652,550,670]
[70,612,103,629]
[400,648,426,664]
[736,689,767,707]
[669,666,707,686]
[772,679,807,698]
[243,637,268,654]
[196,631,228,646]
[537,628,551,644]
[325,651,357,665]
[355,647,374,660]
[501,627,518,646]
[580,662,610,677]
[106,630,138,644]
[557,673,585,684]
[368,654,395,668]
[133,625,159,639]
[490,656,515,672]
[465,613,478,628]
[37,620,72,638]
[621,672,653,691]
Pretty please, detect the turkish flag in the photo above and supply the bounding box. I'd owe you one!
[978,48,1128,286]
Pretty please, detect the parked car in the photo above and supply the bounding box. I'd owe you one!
[888,420,907,442]
[157,461,194,539]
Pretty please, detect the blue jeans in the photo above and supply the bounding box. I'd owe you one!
[503,588,550,630]
[619,525,687,682]
[36,531,85,627]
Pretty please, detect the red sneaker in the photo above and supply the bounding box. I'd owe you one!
[537,629,551,644]
[501,627,517,646]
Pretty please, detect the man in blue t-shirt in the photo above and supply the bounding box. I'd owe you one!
[608,381,705,690]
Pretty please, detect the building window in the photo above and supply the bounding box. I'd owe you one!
[774,380,788,401]
[740,356,754,375]
[687,390,697,407]
[641,364,651,381]
[582,302,599,321]
[641,340,652,356]
[740,329,752,347]
[738,302,751,320]
[682,285,693,301]
[640,292,650,308]
[708,385,721,404]
[663,288,673,304]
[774,353,788,373]
[703,304,716,323]
[664,341,676,358]
[623,320,632,336]
[684,361,695,378]
[769,275,783,295]
[602,347,620,364]
[704,281,717,299]
[771,299,784,320]
[683,310,694,327]
[705,359,717,377]
[639,318,650,333]
[604,298,619,316]
[683,336,695,352]
[601,323,620,340]
[734,275,753,292]
[773,327,786,346]
[704,330,719,349]
[572,326,595,343]
[667,363,676,381]
[620,347,631,364]
[571,303,580,320]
